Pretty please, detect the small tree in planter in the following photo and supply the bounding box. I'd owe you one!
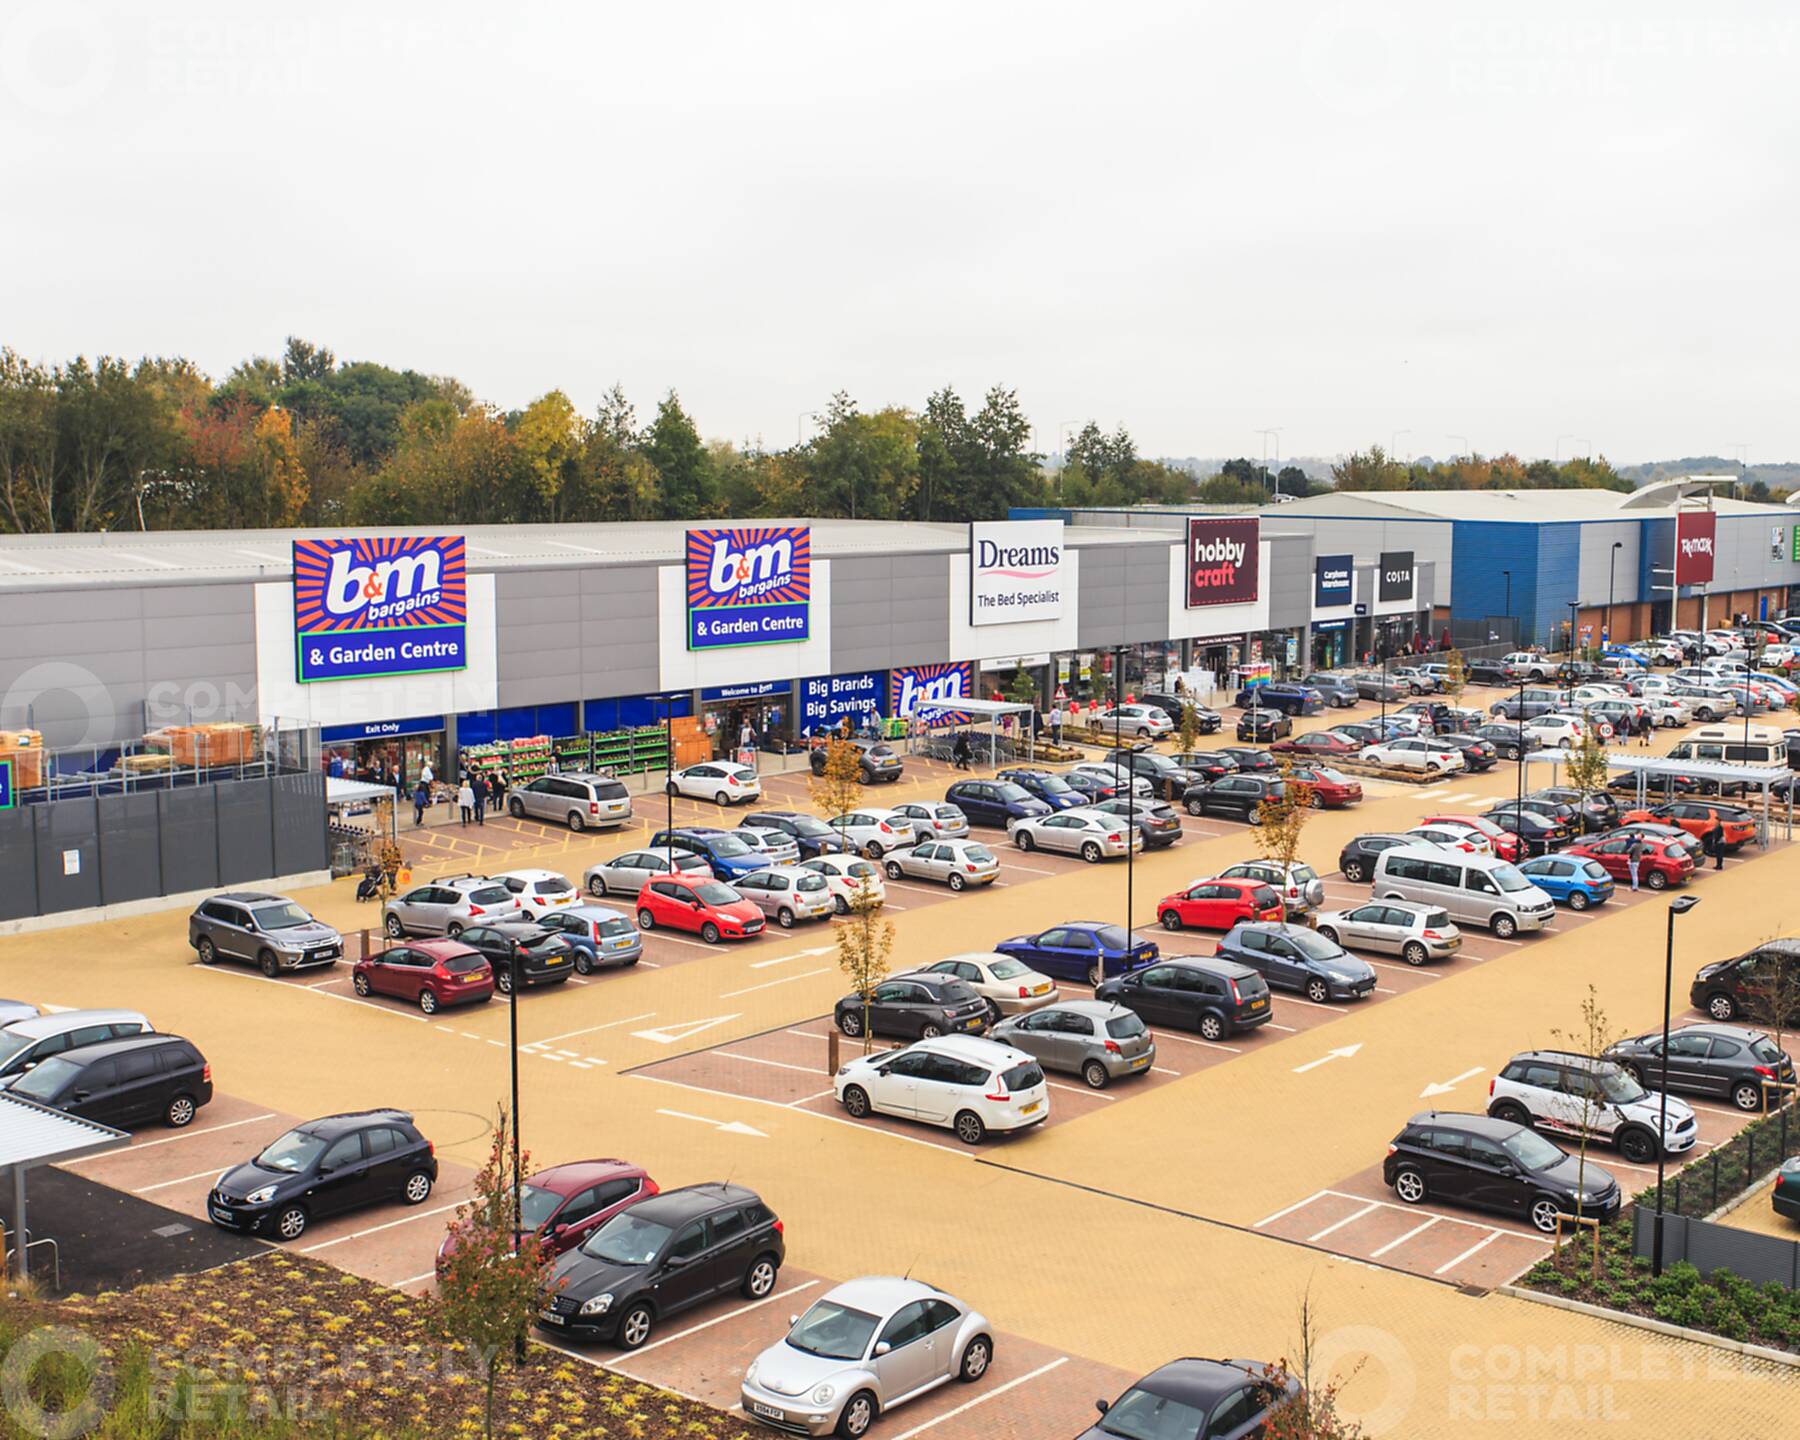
[810,736,865,853]
[1549,985,1625,1269]
[433,1107,553,1440]
[1441,648,1469,705]
[1177,699,1202,756]
[835,879,893,1053]
[1259,1287,1367,1439]
[1006,664,1037,710]
[1741,945,1800,1106]
[1562,715,1613,836]
[1255,760,1316,926]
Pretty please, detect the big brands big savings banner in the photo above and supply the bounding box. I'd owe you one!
[686,526,812,650]
[1185,516,1260,607]
[293,536,467,683]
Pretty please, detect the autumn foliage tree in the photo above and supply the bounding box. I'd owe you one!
[1255,760,1316,921]
[835,878,894,1052]
[811,736,865,852]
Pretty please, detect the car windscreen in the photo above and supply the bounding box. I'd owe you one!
[1751,1037,1787,1064]
[963,846,995,864]
[1106,1012,1148,1040]
[592,780,629,800]
[1033,777,1075,794]
[0,1033,38,1071]
[703,835,753,856]
[796,874,828,893]
[693,882,741,906]
[1423,910,1452,929]
[250,902,312,930]
[989,959,1032,980]
[1579,862,1610,881]
[1252,886,1282,910]
[1501,1128,1566,1171]
[1289,930,1343,960]
[786,1300,881,1360]
[255,1128,330,1173]
[992,784,1031,802]
[1095,926,1132,951]
[596,917,635,938]
[441,953,488,974]
[844,860,879,880]
[787,816,834,837]
[1595,1069,1647,1104]
[534,876,573,894]
[7,1055,81,1102]
[580,1211,672,1266]
[470,886,513,906]
[1492,864,1533,893]
[1095,1385,1207,1440]
[938,982,979,1004]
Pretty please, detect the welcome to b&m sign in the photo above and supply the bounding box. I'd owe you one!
[685,527,812,650]
[292,536,468,682]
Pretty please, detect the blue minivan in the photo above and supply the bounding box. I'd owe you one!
[1234,683,1323,717]
[943,779,1052,829]
[1517,855,1616,911]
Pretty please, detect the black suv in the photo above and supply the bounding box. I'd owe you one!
[1215,747,1278,774]
[1095,957,1272,1040]
[1606,1024,1797,1112]
[1433,734,1498,771]
[538,1183,784,1348]
[1181,774,1285,823]
[1467,659,1512,686]
[456,922,577,993]
[1137,693,1222,733]
[1171,750,1240,784]
[209,1109,438,1241]
[1113,748,1202,800]
[1337,833,1418,884]
[1383,1111,1622,1234]
[1236,709,1292,742]
[737,810,851,858]
[809,738,903,783]
[833,973,991,1041]
[1530,786,1618,831]
[1691,940,1800,1024]
[1472,723,1539,761]
[6,1032,212,1129]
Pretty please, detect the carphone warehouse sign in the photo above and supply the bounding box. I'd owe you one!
[686,526,812,649]
[969,520,1066,626]
[293,536,467,683]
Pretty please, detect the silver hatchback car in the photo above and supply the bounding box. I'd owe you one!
[1007,809,1142,862]
[891,801,970,842]
[882,839,999,891]
[1313,900,1463,965]
[733,866,836,927]
[733,826,802,867]
[990,1000,1157,1089]
[584,848,712,898]
[740,1277,993,1438]
[383,876,519,938]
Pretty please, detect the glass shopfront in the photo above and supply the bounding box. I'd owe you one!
[699,679,795,758]
[321,715,446,789]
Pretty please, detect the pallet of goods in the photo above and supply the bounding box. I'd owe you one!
[0,729,45,788]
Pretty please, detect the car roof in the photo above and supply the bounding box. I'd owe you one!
[744,809,804,820]
[820,1276,950,1313]
[912,1033,1034,1065]
[1132,1358,1268,1407]
[1405,1109,1530,1138]
[1165,955,1258,980]
[294,1108,417,1136]
[1,1008,151,1041]
[214,891,288,904]
[40,1031,194,1062]
[632,1182,762,1221]
[564,904,631,920]
[744,865,815,880]
[530,1158,644,1193]
[406,939,483,958]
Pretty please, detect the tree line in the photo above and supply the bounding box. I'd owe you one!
[0,337,1656,534]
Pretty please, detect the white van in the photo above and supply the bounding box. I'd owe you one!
[1371,845,1556,939]
[1668,725,1788,768]
[0,1009,154,1081]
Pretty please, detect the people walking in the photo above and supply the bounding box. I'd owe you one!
[1625,832,1643,892]
[1049,702,1063,744]
[412,779,431,828]
[472,779,486,826]
[457,779,475,826]
[488,771,506,814]
[1704,819,1726,871]
[1637,710,1653,746]
[952,730,973,770]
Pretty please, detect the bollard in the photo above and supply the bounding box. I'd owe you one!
[1674,1177,1682,1214]
[827,1030,840,1076]
[358,928,371,962]
[1782,1106,1789,1159]
[1711,1152,1721,1210]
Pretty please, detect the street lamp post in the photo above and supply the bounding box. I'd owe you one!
[1653,894,1703,1277]
[1607,542,1623,649]
[1113,644,1135,952]
[509,945,521,1252]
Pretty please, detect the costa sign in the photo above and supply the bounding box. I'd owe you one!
[1675,510,1716,586]
[969,519,1066,626]
[1378,550,1415,604]
[1185,516,1259,608]
[685,526,811,650]
[292,536,468,683]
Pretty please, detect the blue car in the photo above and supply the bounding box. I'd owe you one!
[1234,683,1323,717]
[536,903,644,972]
[994,921,1159,988]
[994,768,1087,811]
[648,827,767,881]
[1517,855,1615,911]
[943,779,1052,829]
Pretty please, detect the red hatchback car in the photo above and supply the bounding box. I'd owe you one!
[1158,877,1285,932]
[1284,764,1363,808]
[1271,731,1360,759]
[1566,834,1695,891]
[437,1158,656,1272]
[635,872,765,943]
[353,939,494,1015]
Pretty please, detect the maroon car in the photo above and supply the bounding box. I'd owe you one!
[1284,764,1364,808]
[1565,834,1695,891]
[437,1159,657,1272]
[353,938,494,1015]
[1270,730,1361,759]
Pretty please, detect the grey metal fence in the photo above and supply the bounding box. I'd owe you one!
[1631,1207,1800,1287]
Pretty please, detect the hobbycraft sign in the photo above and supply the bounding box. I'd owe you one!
[1675,510,1717,586]
[969,520,1066,626]
[293,536,467,683]
[1185,516,1260,607]
[686,526,812,649]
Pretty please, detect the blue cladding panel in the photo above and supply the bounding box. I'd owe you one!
[1451,522,1540,641]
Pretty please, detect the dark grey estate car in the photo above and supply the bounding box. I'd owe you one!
[190,892,343,976]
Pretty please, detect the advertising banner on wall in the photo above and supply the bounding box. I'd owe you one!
[1313,553,1353,608]
[969,520,1066,626]
[889,662,973,724]
[293,536,468,683]
[1675,510,1717,586]
[1378,550,1415,603]
[801,670,886,732]
[685,526,812,650]
[1184,517,1260,607]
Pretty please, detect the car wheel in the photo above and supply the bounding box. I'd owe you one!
[1491,1100,1531,1126]
[508,796,526,817]
[1317,925,1340,946]
[1342,860,1367,883]
[1305,977,1330,1004]
[384,914,405,938]
[714,791,731,806]
[568,811,585,833]
[446,922,464,938]
[959,1335,993,1381]
[1014,830,1035,852]
[838,1010,864,1037]
[868,841,889,860]
[589,875,608,897]
[1559,738,1573,750]
[1733,1080,1764,1111]
[1393,1166,1427,1204]
[833,894,849,915]
[353,973,371,996]
[1083,1059,1109,1089]
[419,990,439,1015]
[1646,870,1669,891]
[837,1391,878,1439]
[1706,992,1738,1022]
[841,1083,870,1116]
[617,1303,655,1351]
[165,1093,197,1127]
[1530,1198,1563,1234]
[258,949,280,978]
[665,780,679,796]
[636,905,658,933]
[1567,890,1590,912]
[741,1254,779,1299]
[1198,1012,1226,1042]
[948,873,967,892]
[1160,910,1183,931]
[777,907,795,929]
[701,922,722,944]
[953,1110,987,1145]
[403,1170,433,1204]
[1087,962,1102,987]
[1619,1128,1658,1165]
[573,951,594,975]
[880,860,903,882]
[196,937,218,965]
[919,1022,944,1039]
[495,967,513,995]
[1186,798,1205,816]
[1491,913,1518,939]
[1081,842,1103,863]
[1402,940,1429,966]
[274,1205,308,1241]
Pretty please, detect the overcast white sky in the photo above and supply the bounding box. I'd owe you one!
[5,2,1797,463]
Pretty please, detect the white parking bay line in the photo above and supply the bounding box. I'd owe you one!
[1307,1201,1381,1243]
[615,1281,820,1360]
[527,1012,656,1049]
[1254,1190,1332,1229]
[1151,1030,1241,1054]
[651,933,718,950]
[1001,860,1059,876]
[135,1165,237,1194]
[64,1113,277,1161]
[1434,1230,1506,1275]
[1046,1080,1114,1101]
[720,967,833,999]
[887,1356,1070,1440]
[302,1199,464,1253]
[629,1073,971,1158]
[718,1051,828,1077]
[1370,1215,1442,1258]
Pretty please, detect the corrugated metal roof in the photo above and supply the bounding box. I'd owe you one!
[1265,490,1794,523]
[0,1092,130,1169]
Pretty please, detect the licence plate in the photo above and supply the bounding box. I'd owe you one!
[963,1017,983,1030]
[210,1205,233,1223]
[1445,938,1461,950]
[1032,984,1051,996]
[545,955,565,965]
[751,1403,785,1421]
[1248,997,1268,1010]
[538,1309,564,1324]
[462,974,481,983]
[1130,1055,1150,1069]
[1020,1100,1042,1115]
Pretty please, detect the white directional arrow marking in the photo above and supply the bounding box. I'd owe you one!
[656,1109,767,1138]
[1419,1066,1486,1098]
[632,1014,742,1045]
[1292,1043,1363,1075]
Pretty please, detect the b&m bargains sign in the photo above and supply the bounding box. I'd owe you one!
[686,526,811,650]
[969,520,1065,626]
[293,536,468,683]
[1185,516,1260,608]
[890,662,973,725]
